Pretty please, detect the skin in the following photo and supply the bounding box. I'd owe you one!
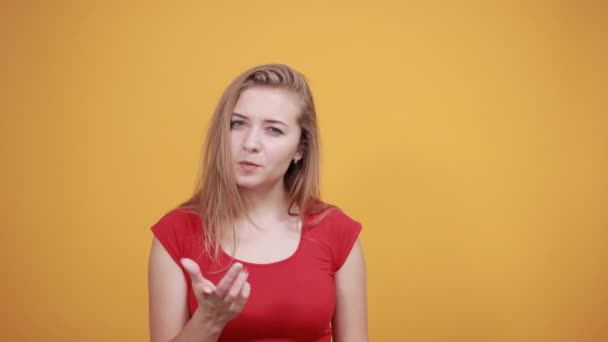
[148,86,368,341]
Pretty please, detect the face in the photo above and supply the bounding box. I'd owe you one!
[230,86,303,191]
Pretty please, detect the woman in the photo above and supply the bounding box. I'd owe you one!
[148,64,368,342]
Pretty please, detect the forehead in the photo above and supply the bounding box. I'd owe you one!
[233,86,301,122]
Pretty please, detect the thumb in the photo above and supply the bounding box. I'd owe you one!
[180,258,215,303]
[180,258,210,285]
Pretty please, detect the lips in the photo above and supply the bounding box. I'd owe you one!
[238,161,260,172]
[239,161,260,167]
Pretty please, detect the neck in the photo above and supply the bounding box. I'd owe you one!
[239,182,293,223]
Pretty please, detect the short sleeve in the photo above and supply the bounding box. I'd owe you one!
[150,209,194,266]
[329,210,363,272]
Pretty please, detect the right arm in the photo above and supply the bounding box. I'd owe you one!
[148,237,222,342]
[148,237,250,342]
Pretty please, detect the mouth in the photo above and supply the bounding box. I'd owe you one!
[239,161,261,167]
[238,161,261,172]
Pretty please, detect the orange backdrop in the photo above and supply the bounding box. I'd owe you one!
[1,1,606,341]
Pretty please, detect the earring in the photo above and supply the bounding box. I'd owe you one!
[293,158,300,164]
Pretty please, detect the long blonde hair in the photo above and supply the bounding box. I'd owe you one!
[180,63,333,260]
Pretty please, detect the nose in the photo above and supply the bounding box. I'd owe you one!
[242,127,261,152]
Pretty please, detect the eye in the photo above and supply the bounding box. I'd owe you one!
[230,120,245,129]
[267,127,284,136]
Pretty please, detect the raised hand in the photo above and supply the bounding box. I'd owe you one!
[180,258,251,330]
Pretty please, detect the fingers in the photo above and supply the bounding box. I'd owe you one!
[230,281,251,312]
[215,262,244,297]
[240,281,251,300]
[224,269,249,303]
[180,258,251,315]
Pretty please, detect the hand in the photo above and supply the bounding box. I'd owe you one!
[180,258,251,329]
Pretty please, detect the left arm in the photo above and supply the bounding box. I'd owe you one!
[332,238,368,342]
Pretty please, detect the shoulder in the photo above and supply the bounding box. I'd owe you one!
[324,207,361,227]
[155,207,201,224]
[151,207,203,238]
[305,205,363,244]
[305,205,363,271]
[307,204,362,231]
[150,207,205,265]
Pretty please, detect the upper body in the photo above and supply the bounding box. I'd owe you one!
[148,64,368,342]
[150,206,363,341]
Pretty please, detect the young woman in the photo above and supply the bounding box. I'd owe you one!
[148,64,368,342]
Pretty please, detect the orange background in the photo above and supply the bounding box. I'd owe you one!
[1,1,606,341]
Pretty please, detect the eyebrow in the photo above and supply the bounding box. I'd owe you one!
[232,113,289,127]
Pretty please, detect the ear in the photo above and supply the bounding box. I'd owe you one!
[294,150,303,162]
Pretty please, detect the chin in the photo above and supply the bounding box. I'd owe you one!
[236,182,258,190]
[236,176,283,192]
[235,177,263,190]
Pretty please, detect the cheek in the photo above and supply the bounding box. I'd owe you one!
[267,141,299,165]
[230,132,241,155]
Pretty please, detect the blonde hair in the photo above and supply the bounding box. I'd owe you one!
[180,63,333,261]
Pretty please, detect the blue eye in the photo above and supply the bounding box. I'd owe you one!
[268,127,284,135]
[230,120,245,128]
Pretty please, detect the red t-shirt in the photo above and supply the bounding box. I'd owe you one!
[151,207,362,341]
